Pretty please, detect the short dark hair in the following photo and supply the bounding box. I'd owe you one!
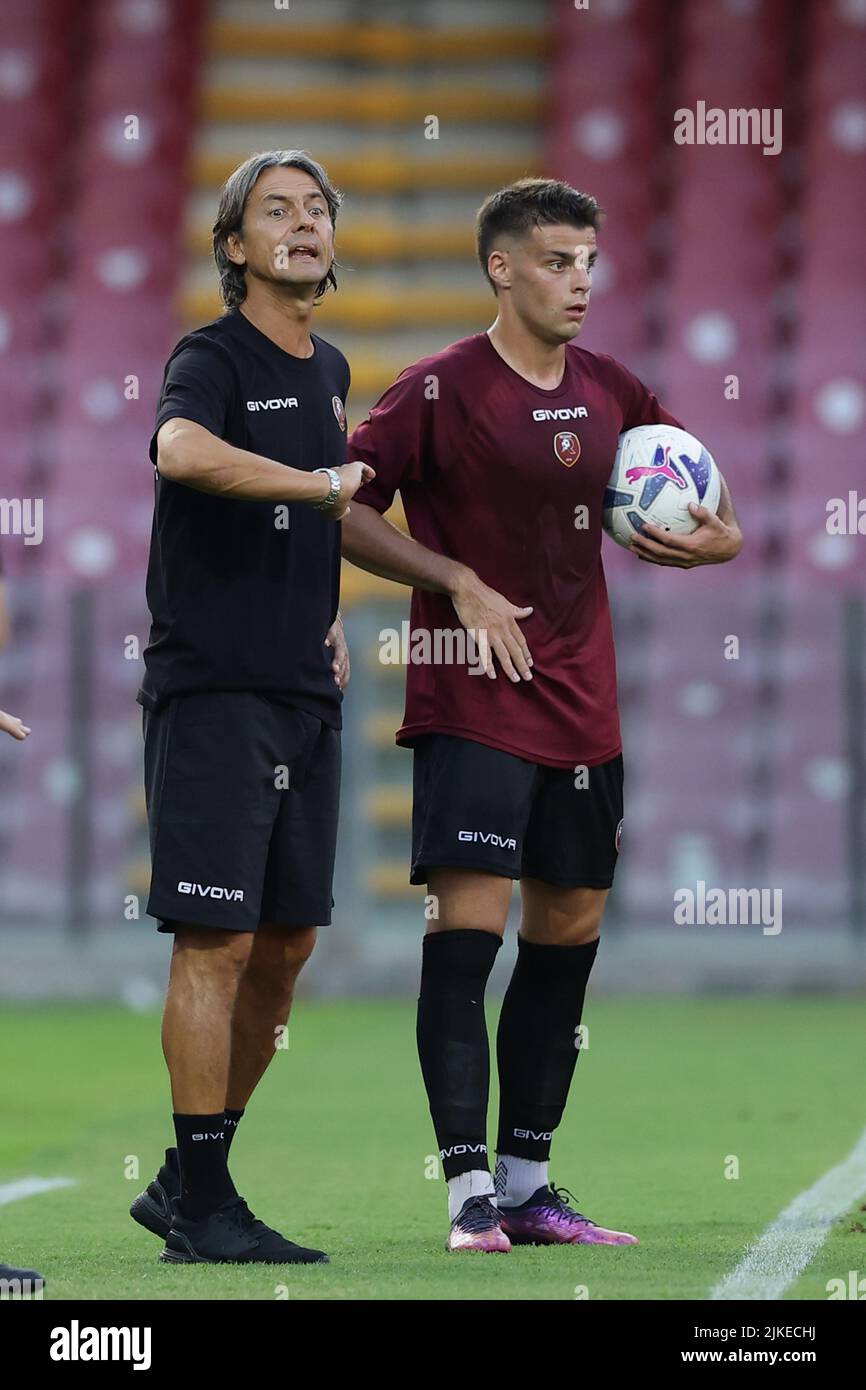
[475,178,602,292]
[213,150,342,309]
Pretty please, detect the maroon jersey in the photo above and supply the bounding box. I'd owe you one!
[349,332,681,768]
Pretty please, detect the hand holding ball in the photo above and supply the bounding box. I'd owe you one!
[602,426,721,550]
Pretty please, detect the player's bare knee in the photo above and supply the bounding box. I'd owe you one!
[254,923,317,966]
[223,932,256,973]
[424,869,511,936]
[172,925,253,969]
[242,927,317,1005]
[565,917,602,946]
[520,884,607,945]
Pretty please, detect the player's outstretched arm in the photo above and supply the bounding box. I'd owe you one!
[155,419,373,512]
[0,583,9,651]
[0,585,29,737]
[0,710,30,740]
[342,500,533,681]
[630,472,743,568]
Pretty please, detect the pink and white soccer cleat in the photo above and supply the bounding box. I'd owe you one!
[446,1195,512,1253]
[499,1185,639,1246]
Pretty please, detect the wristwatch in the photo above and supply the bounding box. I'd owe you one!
[313,467,341,510]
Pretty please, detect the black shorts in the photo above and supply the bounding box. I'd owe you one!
[143,692,341,933]
[410,735,623,889]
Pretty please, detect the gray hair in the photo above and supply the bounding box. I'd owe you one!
[212,150,342,309]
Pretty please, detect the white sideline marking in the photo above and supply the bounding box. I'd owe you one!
[0,1177,76,1207]
[711,1124,866,1300]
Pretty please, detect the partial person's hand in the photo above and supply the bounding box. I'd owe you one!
[322,462,376,521]
[629,503,743,568]
[449,569,534,682]
[325,613,350,690]
[0,709,30,740]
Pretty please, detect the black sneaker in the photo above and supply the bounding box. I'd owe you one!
[445,1195,511,1253]
[129,1148,180,1240]
[159,1195,329,1265]
[0,1262,44,1287]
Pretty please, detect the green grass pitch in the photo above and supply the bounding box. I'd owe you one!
[1,997,864,1300]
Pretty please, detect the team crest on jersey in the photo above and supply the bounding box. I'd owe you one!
[615,818,624,852]
[332,395,346,431]
[554,431,581,467]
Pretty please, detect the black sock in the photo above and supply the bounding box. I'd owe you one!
[416,929,502,1180]
[172,1113,237,1220]
[224,1107,245,1157]
[496,936,599,1162]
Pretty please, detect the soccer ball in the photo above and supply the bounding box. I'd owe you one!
[602,425,721,549]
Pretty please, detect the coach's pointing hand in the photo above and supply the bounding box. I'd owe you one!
[449,570,534,682]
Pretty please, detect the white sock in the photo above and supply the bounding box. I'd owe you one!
[447,1169,496,1222]
[495,1154,549,1208]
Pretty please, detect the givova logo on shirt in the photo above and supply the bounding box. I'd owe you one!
[532,407,588,421]
[246,398,298,411]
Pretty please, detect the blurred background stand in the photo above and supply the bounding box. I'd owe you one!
[0,0,863,1002]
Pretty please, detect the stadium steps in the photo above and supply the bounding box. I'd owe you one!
[340,561,407,608]
[202,85,541,124]
[209,20,546,63]
[364,711,405,749]
[364,785,412,827]
[365,862,424,898]
[363,651,408,681]
[184,0,547,365]
[191,151,532,196]
[127,860,151,899]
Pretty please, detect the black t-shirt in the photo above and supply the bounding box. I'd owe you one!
[138,308,349,725]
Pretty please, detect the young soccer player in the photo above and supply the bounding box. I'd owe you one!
[342,179,742,1251]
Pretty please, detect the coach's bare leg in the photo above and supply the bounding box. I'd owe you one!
[225,923,317,1111]
[519,879,608,944]
[425,868,512,936]
[162,926,254,1112]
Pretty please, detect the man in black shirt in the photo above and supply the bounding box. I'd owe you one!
[131,151,373,1265]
